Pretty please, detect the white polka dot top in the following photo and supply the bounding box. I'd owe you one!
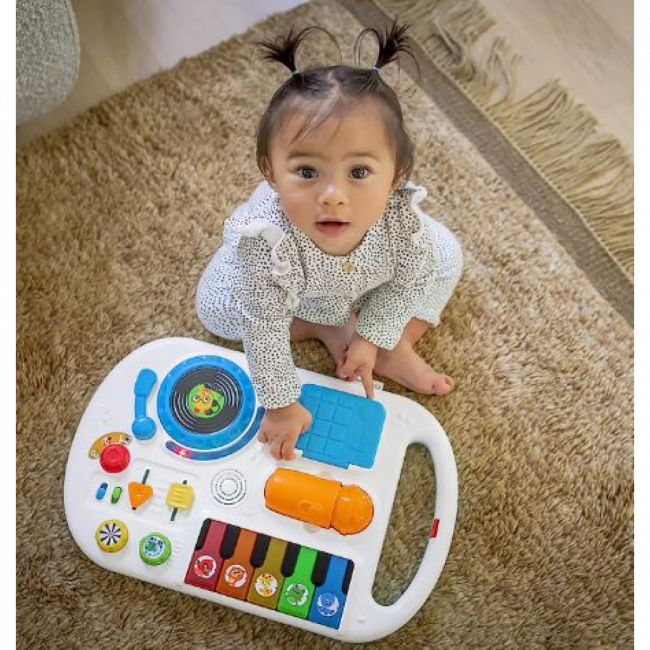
[196,180,463,409]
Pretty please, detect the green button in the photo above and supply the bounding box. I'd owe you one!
[277,546,318,618]
[139,532,172,566]
[111,486,122,504]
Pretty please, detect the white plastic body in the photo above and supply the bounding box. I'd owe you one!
[64,337,457,643]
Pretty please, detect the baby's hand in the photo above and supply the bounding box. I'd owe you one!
[337,333,378,399]
[257,402,313,461]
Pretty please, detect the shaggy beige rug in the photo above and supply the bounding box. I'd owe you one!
[16,1,633,648]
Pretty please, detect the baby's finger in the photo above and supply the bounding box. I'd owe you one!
[257,428,268,443]
[280,439,295,461]
[270,437,283,461]
[360,368,375,400]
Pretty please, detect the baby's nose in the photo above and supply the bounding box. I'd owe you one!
[319,183,347,205]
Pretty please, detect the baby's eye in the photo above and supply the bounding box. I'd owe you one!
[350,167,370,179]
[296,166,317,180]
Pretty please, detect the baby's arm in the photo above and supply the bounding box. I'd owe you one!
[337,279,429,395]
[355,271,433,349]
[236,235,311,461]
[355,221,462,357]
[354,208,440,351]
[239,318,313,460]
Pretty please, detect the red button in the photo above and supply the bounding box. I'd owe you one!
[100,444,131,473]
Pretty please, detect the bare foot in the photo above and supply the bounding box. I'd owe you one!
[374,339,454,395]
[290,316,357,367]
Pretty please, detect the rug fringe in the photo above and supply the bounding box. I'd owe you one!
[375,0,634,280]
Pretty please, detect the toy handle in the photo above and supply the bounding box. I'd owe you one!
[132,368,157,440]
[352,420,458,641]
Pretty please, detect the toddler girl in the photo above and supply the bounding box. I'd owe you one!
[197,23,463,461]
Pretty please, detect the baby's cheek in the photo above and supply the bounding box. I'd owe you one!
[357,206,384,232]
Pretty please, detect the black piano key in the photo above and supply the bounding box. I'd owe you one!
[281,542,301,576]
[311,551,332,587]
[219,524,241,559]
[342,560,354,594]
[250,533,271,567]
[195,518,212,550]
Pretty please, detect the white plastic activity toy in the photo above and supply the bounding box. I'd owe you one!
[64,337,457,643]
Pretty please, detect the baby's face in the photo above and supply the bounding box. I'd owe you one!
[266,100,398,256]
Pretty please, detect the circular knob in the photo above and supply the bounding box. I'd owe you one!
[139,532,172,566]
[100,444,131,473]
[96,519,128,553]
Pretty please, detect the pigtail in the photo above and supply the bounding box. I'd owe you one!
[354,20,420,80]
[254,26,341,80]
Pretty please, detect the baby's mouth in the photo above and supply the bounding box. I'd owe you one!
[315,219,349,236]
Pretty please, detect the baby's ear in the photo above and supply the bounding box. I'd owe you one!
[262,160,277,189]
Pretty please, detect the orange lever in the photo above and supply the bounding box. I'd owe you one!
[128,482,153,509]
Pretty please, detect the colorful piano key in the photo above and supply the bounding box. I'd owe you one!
[184,518,353,629]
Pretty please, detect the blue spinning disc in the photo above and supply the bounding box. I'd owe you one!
[157,355,255,452]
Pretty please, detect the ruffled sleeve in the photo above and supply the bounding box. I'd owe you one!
[355,182,439,349]
[225,185,305,409]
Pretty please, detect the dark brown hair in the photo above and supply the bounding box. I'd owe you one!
[254,22,419,185]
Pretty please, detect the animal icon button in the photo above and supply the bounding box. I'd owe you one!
[139,532,172,566]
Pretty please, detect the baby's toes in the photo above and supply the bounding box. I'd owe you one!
[432,374,454,395]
